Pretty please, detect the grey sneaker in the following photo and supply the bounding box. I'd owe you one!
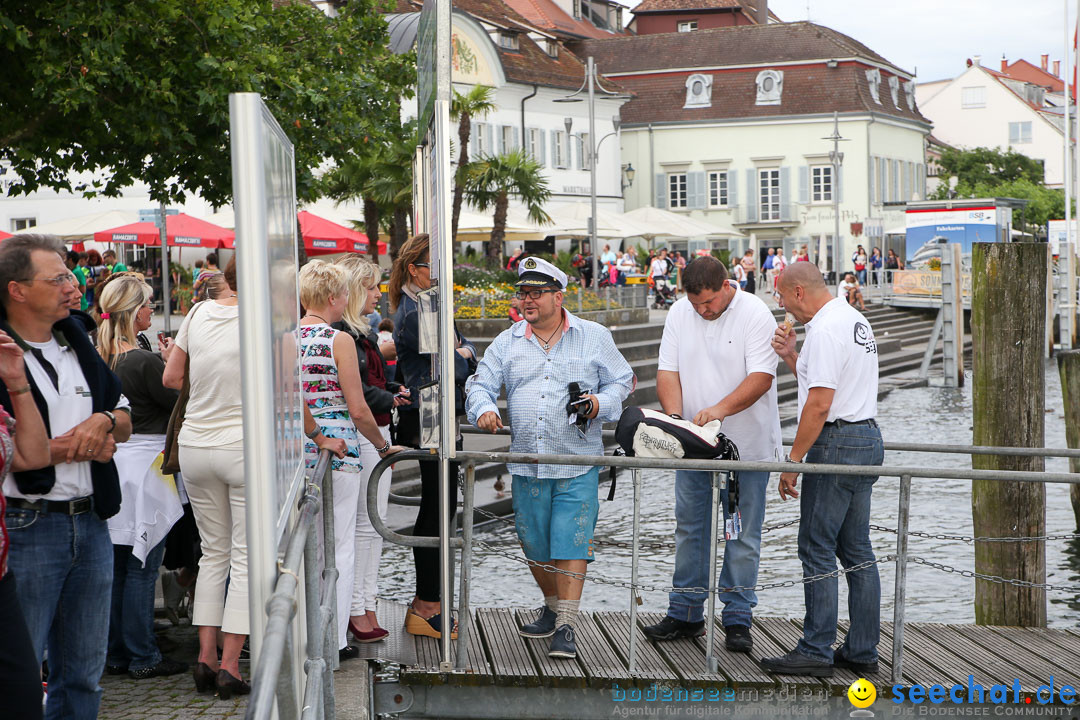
[548,624,577,659]
[519,606,557,638]
[724,624,753,653]
[642,616,705,642]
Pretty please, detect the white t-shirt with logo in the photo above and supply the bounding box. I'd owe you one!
[657,285,781,462]
[650,257,668,279]
[796,297,879,423]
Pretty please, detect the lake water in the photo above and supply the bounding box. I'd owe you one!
[379,359,1080,628]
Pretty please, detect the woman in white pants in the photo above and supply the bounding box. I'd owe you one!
[334,256,410,642]
[297,261,401,660]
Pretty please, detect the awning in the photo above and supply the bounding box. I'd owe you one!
[299,211,386,256]
[15,210,140,241]
[622,207,743,239]
[93,213,235,249]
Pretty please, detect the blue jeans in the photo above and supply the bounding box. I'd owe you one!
[5,507,113,720]
[795,421,884,664]
[668,470,769,627]
[108,539,167,671]
[856,269,867,285]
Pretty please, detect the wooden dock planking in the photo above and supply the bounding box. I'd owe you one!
[901,624,1004,689]
[752,618,832,690]
[475,608,542,686]
[922,623,1045,691]
[989,627,1080,683]
[511,609,589,688]
[634,612,728,686]
[952,625,1080,690]
[692,616,793,688]
[876,622,967,689]
[593,611,681,682]
[568,611,634,689]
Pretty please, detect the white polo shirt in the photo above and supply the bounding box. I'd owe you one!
[657,284,781,462]
[796,298,879,423]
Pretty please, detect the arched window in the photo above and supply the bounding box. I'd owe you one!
[684,73,713,109]
[755,70,783,105]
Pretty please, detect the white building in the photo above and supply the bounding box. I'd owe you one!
[916,58,1075,188]
[573,21,932,274]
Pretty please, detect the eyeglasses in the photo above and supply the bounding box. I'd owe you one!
[515,288,558,301]
[22,273,78,288]
[412,262,430,269]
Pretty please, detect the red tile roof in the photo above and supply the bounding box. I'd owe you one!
[1002,58,1066,93]
[633,0,742,13]
[503,0,623,39]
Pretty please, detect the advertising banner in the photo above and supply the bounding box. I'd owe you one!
[905,206,1003,263]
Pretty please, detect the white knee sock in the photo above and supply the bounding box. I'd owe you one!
[556,599,579,629]
[544,594,558,612]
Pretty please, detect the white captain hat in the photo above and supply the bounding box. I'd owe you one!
[515,256,568,290]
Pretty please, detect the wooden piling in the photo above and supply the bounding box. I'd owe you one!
[970,242,1046,627]
[1057,350,1080,532]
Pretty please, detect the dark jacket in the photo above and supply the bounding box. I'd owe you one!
[391,291,477,415]
[0,314,124,519]
[332,321,400,417]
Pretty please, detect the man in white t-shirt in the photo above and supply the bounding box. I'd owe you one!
[0,234,133,718]
[760,262,883,678]
[642,256,781,653]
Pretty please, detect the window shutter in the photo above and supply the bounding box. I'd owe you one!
[689,172,706,209]
[513,127,520,152]
[837,165,844,203]
[576,135,584,170]
[728,171,738,207]
[470,125,480,158]
[498,125,507,154]
[902,162,910,202]
[550,130,558,167]
[779,166,791,220]
[484,125,494,157]
[917,163,925,200]
[799,166,809,204]
[538,130,546,166]
[745,169,757,223]
[869,157,876,205]
[654,174,667,208]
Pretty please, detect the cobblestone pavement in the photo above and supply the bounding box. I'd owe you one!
[97,621,249,719]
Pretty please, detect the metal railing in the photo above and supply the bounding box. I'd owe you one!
[247,451,338,720]
[363,440,1079,687]
[454,285,649,319]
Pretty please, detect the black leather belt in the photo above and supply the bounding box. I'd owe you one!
[824,418,878,429]
[5,496,94,515]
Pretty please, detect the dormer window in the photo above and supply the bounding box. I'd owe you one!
[684,73,712,108]
[573,0,582,19]
[888,75,900,106]
[543,38,558,58]
[904,80,915,109]
[866,68,882,104]
[497,31,519,50]
[755,70,783,105]
[677,20,697,32]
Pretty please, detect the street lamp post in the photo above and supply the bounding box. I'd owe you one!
[823,111,849,283]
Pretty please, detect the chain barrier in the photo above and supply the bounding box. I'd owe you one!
[908,557,1080,593]
[870,524,1080,544]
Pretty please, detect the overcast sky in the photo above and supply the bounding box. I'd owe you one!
[626,0,1074,84]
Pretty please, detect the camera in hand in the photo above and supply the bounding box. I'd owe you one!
[566,382,593,437]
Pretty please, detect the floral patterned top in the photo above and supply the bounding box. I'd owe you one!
[300,324,362,474]
[0,406,14,578]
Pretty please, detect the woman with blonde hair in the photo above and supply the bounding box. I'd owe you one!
[389,234,476,639]
[96,276,187,680]
[333,255,407,642]
[298,260,402,659]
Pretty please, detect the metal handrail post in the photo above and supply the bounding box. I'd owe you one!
[320,461,337,717]
[891,474,912,685]
[302,514,323,720]
[704,471,722,673]
[300,656,325,720]
[439,456,454,671]
[628,469,641,673]
[455,463,476,670]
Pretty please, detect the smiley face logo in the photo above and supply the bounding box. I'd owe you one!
[848,678,876,708]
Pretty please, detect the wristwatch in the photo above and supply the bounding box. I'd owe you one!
[784,453,804,464]
[101,410,117,433]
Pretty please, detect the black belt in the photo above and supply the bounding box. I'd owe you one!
[823,418,878,429]
[5,496,94,515]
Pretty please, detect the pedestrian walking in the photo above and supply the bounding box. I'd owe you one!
[760,262,884,677]
[852,245,868,285]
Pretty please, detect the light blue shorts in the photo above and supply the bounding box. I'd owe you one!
[511,467,600,563]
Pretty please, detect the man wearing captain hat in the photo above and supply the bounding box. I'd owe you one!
[466,256,634,660]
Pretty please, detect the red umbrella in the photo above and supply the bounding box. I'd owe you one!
[299,211,386,256]
[0,230,12,242]
[93,213,234,248]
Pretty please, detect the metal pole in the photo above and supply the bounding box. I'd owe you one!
[588,57,599,292]
[321,462,337,717]
[628,469,641,673]
[159,200,171,333]
[439,455,453,671]
[302,517,323,720]
[455,463,476,671]
[703,472,722,673]
[891,474,912,685]
[918,308,944,380]
[833,111,842,282]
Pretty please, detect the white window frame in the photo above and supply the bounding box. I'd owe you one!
[553,130,567,168]
[497,32,519,50]
[677,20,697,32]
[501,125,515,153]
[10,217,35,232]
[707,170,728,208]
[475,122,490,156]
[573,0,582,19]
[961,86,986,109]
[759,169,780,221]
[811,165,833,204]
[1009,121,1032,144]
[527,128,542,161]
[668,172,688,209]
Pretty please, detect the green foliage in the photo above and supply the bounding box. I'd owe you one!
[933,178,1068,232]
[0,0,415,206]
[453,260,516,287]
[711,249,731,267]
[935,146,1046,189]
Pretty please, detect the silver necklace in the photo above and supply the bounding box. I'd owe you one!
[536,325,561,351]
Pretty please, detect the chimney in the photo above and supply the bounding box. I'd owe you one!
[1001,56,1008,72]
[756,0,767,24]
[973,55,981,66]
[1041,54,1049,71]
[1054,60,1061,77]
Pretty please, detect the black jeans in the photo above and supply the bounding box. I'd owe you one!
[397,410,460,602]
[0,572,43,719]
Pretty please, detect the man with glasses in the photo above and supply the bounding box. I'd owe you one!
[0,234,132,719]
[466,257,634,660]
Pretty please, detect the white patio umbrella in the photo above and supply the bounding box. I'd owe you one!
[554,202,655,239]
[16,209,140,242]
[622,206,743,239]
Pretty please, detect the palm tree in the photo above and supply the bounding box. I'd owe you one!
[366,119,419,258]
[465,149,552,266]
[450,85,496,243]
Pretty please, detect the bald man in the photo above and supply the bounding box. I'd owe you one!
[759,262,884,678]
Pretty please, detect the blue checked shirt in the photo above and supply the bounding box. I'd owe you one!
[465,310,635,479]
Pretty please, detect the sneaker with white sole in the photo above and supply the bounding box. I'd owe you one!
[548,624,577,659]
[519,606,557,638]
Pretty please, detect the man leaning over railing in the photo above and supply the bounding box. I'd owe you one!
[466,257,634,661]
[760,262,884,678]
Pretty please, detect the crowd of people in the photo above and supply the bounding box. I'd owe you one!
[0,232,886,718]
